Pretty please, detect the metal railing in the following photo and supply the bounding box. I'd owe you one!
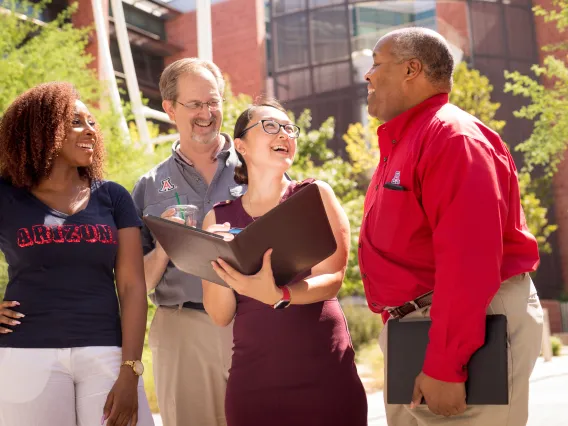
[92,0,213,150]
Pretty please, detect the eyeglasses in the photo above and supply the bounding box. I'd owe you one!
[237,119,301,139]
[176,99,224,111]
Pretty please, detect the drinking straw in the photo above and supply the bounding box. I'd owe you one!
[175,192,185,220]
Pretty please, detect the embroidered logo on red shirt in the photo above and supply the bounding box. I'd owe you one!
[391,171,401,185]
[159,177,176,193]
[17,224,117,248]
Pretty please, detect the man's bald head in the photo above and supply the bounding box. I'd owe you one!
[379,27,455,91]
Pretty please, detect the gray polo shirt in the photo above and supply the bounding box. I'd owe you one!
[131,134,245,306]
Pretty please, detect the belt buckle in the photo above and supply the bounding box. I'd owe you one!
[385,306,401,319]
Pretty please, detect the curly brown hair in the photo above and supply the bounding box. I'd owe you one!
[0,82,105,189]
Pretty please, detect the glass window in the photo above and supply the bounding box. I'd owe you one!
[502,0,531,5]
[110,2,166,40]
[313,62,351,93]
[505,6,537,60]
[274,14,309,71]
[275,69,311,101]
[309,0,344,7]
[272,0,305,16]
[350,1,437,53]
[470,1,505,56]
[110,39,164,87]
[110,39,124,74]
[310,5,350,65]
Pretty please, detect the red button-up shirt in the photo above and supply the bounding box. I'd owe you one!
[359,93,540,382]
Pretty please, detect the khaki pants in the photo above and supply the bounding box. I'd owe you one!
[149,306,234,426]
[379,273,544,426]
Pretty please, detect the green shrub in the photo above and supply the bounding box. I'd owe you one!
[0,253,7,299]
[341,301,383,351]
[551,336,562,357]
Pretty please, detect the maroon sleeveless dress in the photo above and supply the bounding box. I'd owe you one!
[214,180,367,426]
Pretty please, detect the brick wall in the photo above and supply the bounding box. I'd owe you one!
[165,0,266,97]
[541,299,564,334]
[72,0,109,77]
[435,2,471,58]
[532,0,568,295]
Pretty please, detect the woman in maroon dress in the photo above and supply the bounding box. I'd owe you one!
[201,99,367,426]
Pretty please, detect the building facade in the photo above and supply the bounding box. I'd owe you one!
[27,0,568,301]
[266,0,567,301]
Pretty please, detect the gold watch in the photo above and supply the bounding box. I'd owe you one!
[121,360,144,376]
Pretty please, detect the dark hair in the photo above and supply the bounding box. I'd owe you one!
[232,98,288,185]
[0,82,104,189]
[388,27,455,90]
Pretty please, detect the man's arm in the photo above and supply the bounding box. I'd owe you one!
[143,245,169,293]
[419,135,508,382]
[131,178,169,293]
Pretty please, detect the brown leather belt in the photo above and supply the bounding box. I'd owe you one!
[162,301,205,311]
[386,290,434,319]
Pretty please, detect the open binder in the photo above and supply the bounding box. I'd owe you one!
[143,183,337,287]
[386,314,509,405]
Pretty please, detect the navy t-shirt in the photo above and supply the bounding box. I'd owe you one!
[0,179,142,348]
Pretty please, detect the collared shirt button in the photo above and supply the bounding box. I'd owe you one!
[372,302,378,307]
[392,139,397,144]
[361,273,367,279]
[375,185,379,190]
[383,156,388,162]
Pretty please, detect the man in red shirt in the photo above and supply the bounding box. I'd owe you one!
[360,27,544,425]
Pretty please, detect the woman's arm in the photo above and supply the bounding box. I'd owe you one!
[201,210,237,326]
[276,180,350,304]
[212,180,350,306]
[115,227,148,363]
[102,226,149,425]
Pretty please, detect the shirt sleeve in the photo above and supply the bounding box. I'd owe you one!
[107,181,143,230]
[419,135,509,382]
[130,178,155,255]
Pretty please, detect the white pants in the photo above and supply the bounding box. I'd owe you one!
[0,346,154,426]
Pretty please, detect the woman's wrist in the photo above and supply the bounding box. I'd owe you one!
[270,286,284,305]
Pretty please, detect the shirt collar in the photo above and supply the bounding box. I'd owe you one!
[377,93,449,144]
[172,133,233,166]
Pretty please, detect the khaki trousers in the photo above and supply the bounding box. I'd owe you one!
[149,306,233,426]
[379,273,544,426]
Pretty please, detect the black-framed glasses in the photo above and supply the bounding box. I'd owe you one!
[176,99,224,111]
[237,119,301,139]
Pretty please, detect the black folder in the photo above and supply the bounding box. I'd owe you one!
[387,314,509,405]
[143,183,337,288]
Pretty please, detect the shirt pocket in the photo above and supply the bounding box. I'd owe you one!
[369,188,415,252]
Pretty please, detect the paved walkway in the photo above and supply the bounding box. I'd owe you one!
[368,354,568,426]
[152,354,568,426]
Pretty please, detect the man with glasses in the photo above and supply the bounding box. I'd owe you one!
[131,58,244,426]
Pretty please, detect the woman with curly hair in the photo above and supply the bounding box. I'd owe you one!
[0,82,153,426]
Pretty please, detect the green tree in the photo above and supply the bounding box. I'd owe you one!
[0,0,165,296]
[503,0,567,253]
[0,0,99,112]
[503,0,568,179]
[450,62,506,135]
[0,254,7,297]
[504,58,568,180]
